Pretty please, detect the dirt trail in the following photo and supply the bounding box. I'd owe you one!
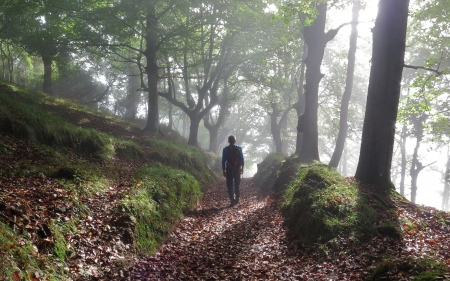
[124,178,367,280]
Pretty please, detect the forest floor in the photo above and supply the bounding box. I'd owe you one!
[123,178,450,280]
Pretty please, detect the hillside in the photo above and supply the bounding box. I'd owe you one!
[2,81,450,281]
[0,82,219,280]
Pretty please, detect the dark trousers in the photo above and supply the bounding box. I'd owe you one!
[226,167,241,203]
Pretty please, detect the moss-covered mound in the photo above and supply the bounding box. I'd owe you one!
[281,164,378,243]
[253,152,287,191]
[0,80,215,280]
[0,82,142,161]
[147,138,216,186]
[119,166,202,254]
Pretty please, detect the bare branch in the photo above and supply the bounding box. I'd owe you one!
[404,64,443,76]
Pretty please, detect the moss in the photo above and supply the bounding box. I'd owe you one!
[368,257,448,281]
[281,164,378,243]
[0,221,67,281]
[147,138,216,186]
[0,81,143,161]
[253,152,287,191]
[120,166,202,255]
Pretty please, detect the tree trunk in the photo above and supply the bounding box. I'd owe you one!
[298,3,328,163]
[125,72,141,120]
[143,4,159,132]
[270,102,283,153]
[295,29,307,155]
[354,0,410,187]
[42,55,53,95]
[409,114,426,203]
[188,115,201,146]
[442,149,450,211]
[399,124,407,196]
[329,0,360,168]
[204,78,229,152]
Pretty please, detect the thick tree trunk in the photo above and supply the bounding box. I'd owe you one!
[329,0,360,168]
[42,55,53,95]
[188,115,201,146]
[399,124,407,196]
[298,3,328,163]
[143,5,159,132]
[354,0,410,187]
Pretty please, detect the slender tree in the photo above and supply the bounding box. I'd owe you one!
[329,0,361,168]
[298,3,345,163]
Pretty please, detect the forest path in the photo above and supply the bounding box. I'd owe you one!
[124,178,365,280]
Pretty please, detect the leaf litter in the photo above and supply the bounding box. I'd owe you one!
[2,132,450,280]
[125,178,450,280]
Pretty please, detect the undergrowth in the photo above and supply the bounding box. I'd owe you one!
[0,221,67,281]
[120,165,202,255]
[368,256,448,280]
[0,82,142,161]
[281,164,378,243]
[147,138,216,186]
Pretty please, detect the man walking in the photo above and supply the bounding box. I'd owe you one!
[222,135,244,206]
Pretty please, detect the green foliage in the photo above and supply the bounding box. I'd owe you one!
[120,166,201,255]
[368,256,448,281]
[147,138,216,186]
[281,164,377,243]
[0,221,66,281]
[253,152,287,191]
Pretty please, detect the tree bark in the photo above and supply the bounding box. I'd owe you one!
[399,124,407,196]
[329,0,360,168]
[298,3,328,163]
[143,4,159,132]
[42,55,53,95]
[270,102,283,153]
[409,114,426,203]
[354,0,410,187]
[204,79,229,152]
[442,149,450,211]
[295,42,307,155]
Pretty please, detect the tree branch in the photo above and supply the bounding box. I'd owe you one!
[404,64,443,76]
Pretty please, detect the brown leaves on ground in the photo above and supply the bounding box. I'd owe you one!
[0,135,140,280]
[125,178,450,281]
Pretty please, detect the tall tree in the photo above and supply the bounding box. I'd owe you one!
[329,0,361,168]
[355,0,410,186]
[298,3,344,163]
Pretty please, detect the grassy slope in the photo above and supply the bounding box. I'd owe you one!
[0,81,218,281]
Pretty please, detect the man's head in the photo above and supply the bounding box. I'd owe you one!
[228,135,236,144]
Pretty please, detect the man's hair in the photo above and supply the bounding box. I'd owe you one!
[228,135,236,144]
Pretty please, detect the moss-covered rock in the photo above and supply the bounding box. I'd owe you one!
[253,152,287,191]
